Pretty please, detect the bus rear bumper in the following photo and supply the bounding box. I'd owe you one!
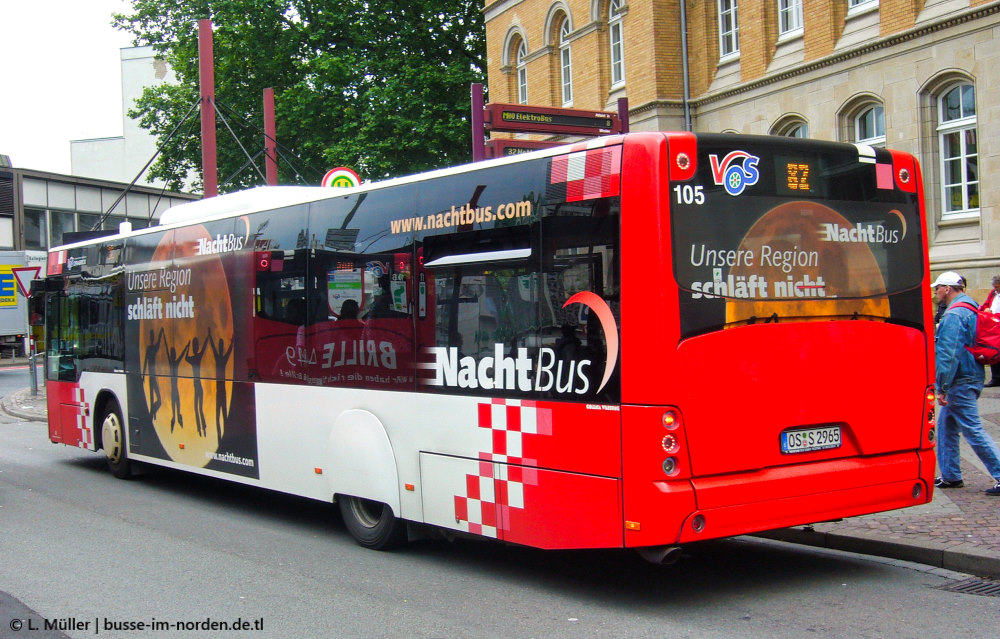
[673,450,933,543]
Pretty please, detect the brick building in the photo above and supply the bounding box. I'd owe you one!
[484,0,1000,296]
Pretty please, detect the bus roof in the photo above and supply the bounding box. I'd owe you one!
[155,136,632,228]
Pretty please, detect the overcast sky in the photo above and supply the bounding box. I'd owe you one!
[0,0,135,174]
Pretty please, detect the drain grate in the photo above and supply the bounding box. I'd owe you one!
[936,577,1000,597]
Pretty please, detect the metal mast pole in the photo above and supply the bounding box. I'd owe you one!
[199,19,218,197]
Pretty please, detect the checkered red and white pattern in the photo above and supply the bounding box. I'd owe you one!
[453,398,553,538]
[547,142,622,203]
[74,387,93,450]
[47,250,68,276]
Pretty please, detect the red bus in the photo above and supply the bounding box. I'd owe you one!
[38,133,935,559]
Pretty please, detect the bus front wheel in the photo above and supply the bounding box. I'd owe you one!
[100,401,131,479]
[338,495,406,550]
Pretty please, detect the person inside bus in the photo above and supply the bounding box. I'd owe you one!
[337,299,364,328]
[366,274,395,319]
[285,298,307,326]
[981,274,1000,387]
[932,271,1000,495]
[339,298,360,320]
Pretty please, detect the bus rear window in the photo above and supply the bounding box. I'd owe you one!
[670,136,924,339]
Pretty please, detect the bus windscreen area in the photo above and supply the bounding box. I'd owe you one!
[670,138,925,339]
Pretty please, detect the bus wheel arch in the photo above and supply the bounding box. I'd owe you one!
[336,494,407,550]
[327,409,403,546]
[95,393,131,479]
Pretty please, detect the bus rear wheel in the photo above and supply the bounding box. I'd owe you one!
[100,401,131,479]
[338,495,406,550]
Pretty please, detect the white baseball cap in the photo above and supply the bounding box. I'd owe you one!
[931,271,964,288]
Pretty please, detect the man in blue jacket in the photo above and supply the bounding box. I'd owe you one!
[933,271,1000,495]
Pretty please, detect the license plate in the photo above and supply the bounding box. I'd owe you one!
[780,425,842,454]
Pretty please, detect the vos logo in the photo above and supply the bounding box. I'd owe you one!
[710,151,761,196]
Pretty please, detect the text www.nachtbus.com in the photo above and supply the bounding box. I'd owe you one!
[204,451,255,467]
[389,201,532,235]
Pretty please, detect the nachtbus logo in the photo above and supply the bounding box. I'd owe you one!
[195,233,246,256]
[709,151,761,196]
[420,292,618,396]
[818,210,906,244]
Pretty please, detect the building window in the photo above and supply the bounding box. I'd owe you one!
[849,0,877,10]
[24,208,46,251]
[516,39,528,105]
[938,83,978,219]
[50,210,76,248]
[719,0,739,58]
[559,19,573,106]
[786,125,808,138]
[0,216,12,249]
[855,105,885,147]
[79,214,101,233]
[778,0,803,36]
[609,0,625,86]
[771,116,808,138]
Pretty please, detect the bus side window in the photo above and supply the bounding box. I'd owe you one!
[45,289,80,382]
[539,198,621,401]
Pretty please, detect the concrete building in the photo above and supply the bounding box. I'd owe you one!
[0,46,196,256]
[71,46,184,190]
[0,165,196,252]
[484,0,1000,296]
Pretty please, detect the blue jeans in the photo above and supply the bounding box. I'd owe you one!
[937,383,1000,481]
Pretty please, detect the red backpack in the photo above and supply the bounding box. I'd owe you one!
[952,301,1000,366]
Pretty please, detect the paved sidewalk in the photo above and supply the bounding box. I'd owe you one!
[762,384,1000,579]
[4,374,1000,579]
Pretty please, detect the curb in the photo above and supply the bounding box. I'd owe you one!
[756,527,1000,580]
[0,388,45,422]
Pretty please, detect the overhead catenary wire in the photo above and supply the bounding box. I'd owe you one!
[220,150,265,189]
[93,96,203,230]
[96,92,328,229]
[146,179,173,225]
[213,98,324,185]
[211,98,268,184]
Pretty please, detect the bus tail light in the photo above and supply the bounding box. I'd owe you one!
[660,408,689,479]
[924,386,936,445]
[662,410,680,430]
[661,433,679,453]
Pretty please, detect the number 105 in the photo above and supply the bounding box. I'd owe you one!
[673,184,705,205]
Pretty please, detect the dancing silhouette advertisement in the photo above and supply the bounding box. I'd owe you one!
[125,221,258,479]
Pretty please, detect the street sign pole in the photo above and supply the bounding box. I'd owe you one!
[471,83,486,162]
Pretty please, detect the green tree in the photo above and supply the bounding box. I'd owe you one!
[114,0,485,192]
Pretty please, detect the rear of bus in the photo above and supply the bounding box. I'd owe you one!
[617,133,935,547]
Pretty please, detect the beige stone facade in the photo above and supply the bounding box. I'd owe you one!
[484,0,1000,298]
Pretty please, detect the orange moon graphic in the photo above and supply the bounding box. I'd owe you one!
[140,225,234,466]
[888,209,907,240]
[726,201,890,325]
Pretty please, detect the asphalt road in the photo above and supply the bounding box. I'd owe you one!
[1,407,998,638]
